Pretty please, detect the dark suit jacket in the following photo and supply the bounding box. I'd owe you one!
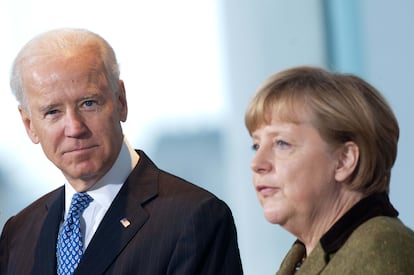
[0,150,243,275]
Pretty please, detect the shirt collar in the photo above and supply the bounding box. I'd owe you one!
[64,137,139,216]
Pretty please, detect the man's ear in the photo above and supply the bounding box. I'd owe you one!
[117,80,128,122]
[19,106,40,144]
[334,141,359,182]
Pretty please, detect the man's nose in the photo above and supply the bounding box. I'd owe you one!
[64,111,88,138]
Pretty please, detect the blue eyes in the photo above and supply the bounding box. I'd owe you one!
[43,100,99,118]
[83,100,95,107]
[251,140,290,151]
[252,144,259,151]
[276,140,289,148]
[46,109,59,116]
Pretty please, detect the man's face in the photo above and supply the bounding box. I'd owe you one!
[19,50,128,191]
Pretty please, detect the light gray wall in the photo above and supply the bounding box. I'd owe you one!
[361,0,414,229]
[217,1,326,273]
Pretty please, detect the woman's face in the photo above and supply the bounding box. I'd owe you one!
[250,113,342,232]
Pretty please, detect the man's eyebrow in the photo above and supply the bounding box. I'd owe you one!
[79,92,101,100]
[39,103,60,113]
[77,94,105,105]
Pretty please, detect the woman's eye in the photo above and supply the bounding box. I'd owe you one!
[251,143,259,151]
[275,140,290,149]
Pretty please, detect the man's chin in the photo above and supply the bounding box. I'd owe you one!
[63,169,100,186]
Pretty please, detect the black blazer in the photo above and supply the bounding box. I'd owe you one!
[0,150,243,274]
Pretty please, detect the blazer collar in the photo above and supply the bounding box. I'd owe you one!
[32,186,65,274]
[320,192,398,254]
[75,150,159,274]
[283,193,399,274]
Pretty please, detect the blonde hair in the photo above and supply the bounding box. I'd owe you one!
[245,66,399,195]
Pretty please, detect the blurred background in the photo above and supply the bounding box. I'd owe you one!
[0,0,413,274]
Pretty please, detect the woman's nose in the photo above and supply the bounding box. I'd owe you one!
[251,148,273,174]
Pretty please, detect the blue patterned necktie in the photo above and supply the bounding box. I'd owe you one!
[57,192,93,275]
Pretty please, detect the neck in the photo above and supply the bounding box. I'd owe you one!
[66,176,102,192]
[290,188,364,256]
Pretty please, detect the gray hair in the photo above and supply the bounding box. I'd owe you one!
[10,28,120,109]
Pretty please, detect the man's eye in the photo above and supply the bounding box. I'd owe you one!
[83,100,95,107]
[46,109,59,116]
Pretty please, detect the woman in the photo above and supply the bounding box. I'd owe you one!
[245,66,414,274]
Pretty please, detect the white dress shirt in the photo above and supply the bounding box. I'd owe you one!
[62,137,139,250]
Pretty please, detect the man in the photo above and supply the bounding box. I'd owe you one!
[0,28,243,275]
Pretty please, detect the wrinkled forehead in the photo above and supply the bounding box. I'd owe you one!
[246,89,312,134]
[22,46,105,81]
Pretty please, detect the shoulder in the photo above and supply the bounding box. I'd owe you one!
[157,168,232,216]
[351,216,414,248]
[330,216,414,274]
[158,168,216,199]
[135,150,225,206]
[128,150,235,225]
[2,186,63,231]
[154,169,235,225]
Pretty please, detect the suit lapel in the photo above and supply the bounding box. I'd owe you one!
[75,151,159,274]
[277,241,306,275]
[32,187,64,275]
[298,244,327,274]
[278,241,328,275]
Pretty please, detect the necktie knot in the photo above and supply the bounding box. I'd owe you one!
[69,192,93,216]
[57,192,93,275]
